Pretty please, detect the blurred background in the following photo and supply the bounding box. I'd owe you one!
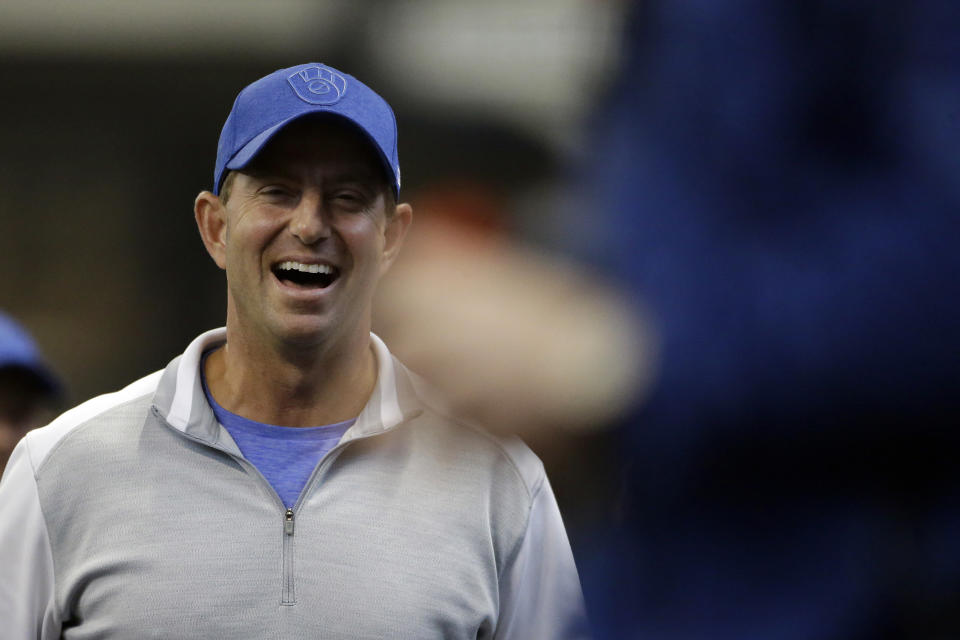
[1,1,958,638]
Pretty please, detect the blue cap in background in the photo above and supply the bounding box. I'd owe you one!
[0,311,62,396]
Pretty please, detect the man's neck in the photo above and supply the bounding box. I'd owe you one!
[203,329,377,428]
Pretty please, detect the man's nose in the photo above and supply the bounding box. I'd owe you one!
[289,192,331,244]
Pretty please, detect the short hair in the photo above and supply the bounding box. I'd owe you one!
[219,170,238,206]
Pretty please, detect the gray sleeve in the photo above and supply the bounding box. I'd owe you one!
[0,438,61,639]
[494,474,592,639]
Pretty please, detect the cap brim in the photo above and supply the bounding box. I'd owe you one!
[0,360,63,397]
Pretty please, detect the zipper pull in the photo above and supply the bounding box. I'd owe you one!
[284,509,295,536]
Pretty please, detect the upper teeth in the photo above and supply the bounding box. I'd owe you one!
[278,261,333,274]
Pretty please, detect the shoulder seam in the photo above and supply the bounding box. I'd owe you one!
[396,361,546,501]
[35,390,155,477]
[28,440,62,628]
[415,401,544,503]
[29,371,162,474]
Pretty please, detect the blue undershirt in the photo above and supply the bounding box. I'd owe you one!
[200,353,354,508]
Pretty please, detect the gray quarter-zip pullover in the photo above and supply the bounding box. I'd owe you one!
[0,329,589,639]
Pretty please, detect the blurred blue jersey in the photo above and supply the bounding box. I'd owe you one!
[569,2,960,638]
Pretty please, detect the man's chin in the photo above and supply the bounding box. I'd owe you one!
[268,312,366,352]
[271,319,335,348]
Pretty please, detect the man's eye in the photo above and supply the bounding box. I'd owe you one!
[261,186,295,198]
[333,192,365,205]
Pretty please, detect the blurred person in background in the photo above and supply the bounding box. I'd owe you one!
[0,63,588,639]
[560,1,960,638]
[0,311,62,473]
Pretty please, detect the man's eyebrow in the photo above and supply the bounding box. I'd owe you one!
[241,163,384,190]
[323,166,381,184]
[241,167,293,182]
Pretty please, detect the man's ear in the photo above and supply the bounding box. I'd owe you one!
[194,191,228,270]
[380,202,413,275]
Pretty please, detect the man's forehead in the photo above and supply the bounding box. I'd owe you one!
[248,117,386,178]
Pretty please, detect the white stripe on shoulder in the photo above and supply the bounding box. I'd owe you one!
[167,327,226,428]
[370,332,403,428]
[26,370,163,469]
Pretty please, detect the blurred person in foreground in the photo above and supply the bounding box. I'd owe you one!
[0,312,62,473]
[0,63,588,639]
[373,125,652,452]
[566,2,960,639]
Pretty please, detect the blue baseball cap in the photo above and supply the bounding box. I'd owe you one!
[0,311,61,396]
[214,63,400,198]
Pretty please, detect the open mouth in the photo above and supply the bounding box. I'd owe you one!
[272,260,339,289]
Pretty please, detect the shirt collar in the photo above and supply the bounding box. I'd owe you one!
[152,328,422,446]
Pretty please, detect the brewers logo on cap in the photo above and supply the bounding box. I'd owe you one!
[288,65,347,105]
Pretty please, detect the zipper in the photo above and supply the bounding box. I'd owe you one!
[282,508,296,605]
